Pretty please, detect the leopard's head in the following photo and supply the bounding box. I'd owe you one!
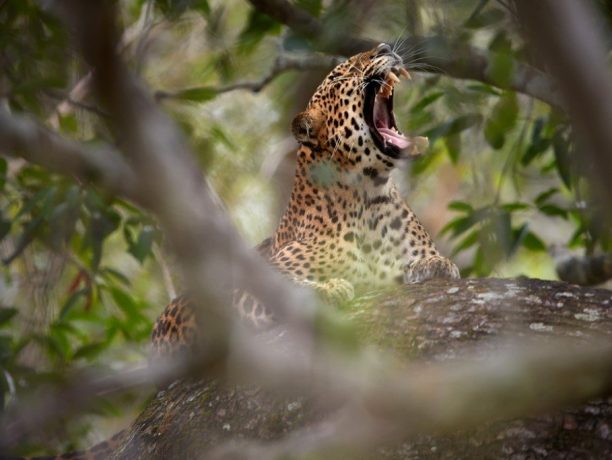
[292,44,425,175]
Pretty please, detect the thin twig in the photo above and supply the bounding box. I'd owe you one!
[155,53,343,101]
[45,90,110,119]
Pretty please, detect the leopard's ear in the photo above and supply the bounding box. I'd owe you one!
[291,108,326,147]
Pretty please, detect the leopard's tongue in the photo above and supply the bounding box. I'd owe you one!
[373,93,410,150]
[377,128,410,149]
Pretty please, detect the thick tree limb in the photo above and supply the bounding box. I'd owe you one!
[111,278,612,459]
[515,0,612,209]
[246,0,562,108]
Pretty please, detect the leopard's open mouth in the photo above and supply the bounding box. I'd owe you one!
[364,67,412,159]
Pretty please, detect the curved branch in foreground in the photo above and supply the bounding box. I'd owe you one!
[112,278,612,460]
[246,0,562,108]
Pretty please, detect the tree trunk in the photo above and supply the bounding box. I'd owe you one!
[113,278,612,459]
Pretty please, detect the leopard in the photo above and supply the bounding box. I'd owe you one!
[5,43,458,460]
[151,42,459,357]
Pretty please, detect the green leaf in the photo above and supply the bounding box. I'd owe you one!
[465,7,505,29]
[501,202,530,212]
[552,131,572,188]
[210,125,236,150]
[0,214,10,242]
[539,204,568,218]
[440,208,489,238]
[522,231,546,252]
[73,341,108,361]
[451,230,479,257]
[195,0,210,16]
[444,133,461,164]
[102,268,131,287]
[0,158,6,190]
[128,226,155,263]
[522,139,551,166]
[110,287,145,322]
[511,223,530,254]
[426,114,482,143]
[484,92,518,149]
[0,308,17,325]
[59,289,88,320]
[238,10,282,52]
[467,84,502,96]
[296,0,322,17]
[154,0,210,17]
[173,86,219,102]
[522,117,551,165]
[448,201,473,213]
[491,210,513,255]
[535,187,558,206]
[487,52,514,88]
[0,335,13,361]
[58,113,78,134]
[410,92,444,113]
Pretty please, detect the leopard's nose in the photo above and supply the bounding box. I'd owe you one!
[375,43,393,57]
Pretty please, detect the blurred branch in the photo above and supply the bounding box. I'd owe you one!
[53,0,319,335]
[110,278,612,459]
[154,245,177,300]
[555,252,612,286]
[211,340,612,459]
[0,108,138,199]
[246,0,563,108]
[155,53,343,101]
[45,88,110,119]
[515,0,612,208]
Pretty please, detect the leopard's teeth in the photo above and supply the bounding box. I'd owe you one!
[399,68,411,80]
[378,84,392,99]
[387,72,400,85]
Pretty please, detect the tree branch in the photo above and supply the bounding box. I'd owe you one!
[0,109,138,200]
[515,0,612,212]
[246,0,563,108]
[109,279,612,460]
[155,53,344,101]
[555,252,612,286]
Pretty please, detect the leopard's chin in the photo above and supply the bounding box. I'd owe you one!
[364,68,411,159]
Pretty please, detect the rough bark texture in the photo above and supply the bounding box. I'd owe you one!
[113,278,612,459]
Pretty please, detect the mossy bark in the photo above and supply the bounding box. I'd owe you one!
[114,278,612,459]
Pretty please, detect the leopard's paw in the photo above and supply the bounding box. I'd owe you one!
[320,278,355,303]
[403,255,460,284]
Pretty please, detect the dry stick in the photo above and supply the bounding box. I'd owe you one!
[246,0,562,108]
[155,53,344,101]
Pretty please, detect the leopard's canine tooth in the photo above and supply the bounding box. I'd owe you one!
[399,67,411,80]
[387,72,400,85]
